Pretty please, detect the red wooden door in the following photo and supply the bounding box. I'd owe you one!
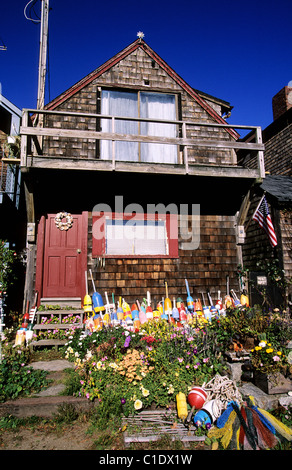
[42,214,84,298]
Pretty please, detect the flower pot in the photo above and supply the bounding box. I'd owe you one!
[254,370,292,394]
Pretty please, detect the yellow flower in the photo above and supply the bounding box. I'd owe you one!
[134,399,143,410]
[255,346,261,351]
[141,387,150,397]
[266,348,273,353]
[168,384,174,394]
[277,351,282,356]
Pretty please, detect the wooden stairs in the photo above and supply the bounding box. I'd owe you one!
[29,306,84,350]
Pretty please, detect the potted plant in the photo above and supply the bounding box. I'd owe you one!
[250,339,292,394]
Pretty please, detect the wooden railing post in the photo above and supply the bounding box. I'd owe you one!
[255,126,265,178]
[20,110,28,168]
[112,116,116,170]
[182,122,189,174]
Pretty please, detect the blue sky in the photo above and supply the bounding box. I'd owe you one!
[1,0,291,134]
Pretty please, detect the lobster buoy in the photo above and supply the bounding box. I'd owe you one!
[176,392,188,421]
[83,294,92,314]
[23,312,30,322]
[153,309,160,320]
[179,306,187,323]
[172,298,180,321]
[187,386,207,410]
[92,292,105,313]
[210,306,217,318]
[240,290,249,307]
[146,306,153,320]
[93,313,102,330]
[103,312,111,326]
[133,317,140,329]
[111,310,119,326]
[193,399,222,427]
[185,278,194,313]
[131,304,139,320]
[139,310,147,324]
[15,330,26,346]
[156,302,163,315]
[203,306,211,321]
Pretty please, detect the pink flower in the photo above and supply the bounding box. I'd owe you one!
[273,355,280,362]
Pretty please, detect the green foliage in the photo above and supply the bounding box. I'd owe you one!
[0,342,49,402]
[64,320,227,420]
[0,240,17,295]
[53,403,79,424]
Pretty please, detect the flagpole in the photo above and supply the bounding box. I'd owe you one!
[245,191,266,232]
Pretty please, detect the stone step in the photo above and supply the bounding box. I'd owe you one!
[33,323,83,330]
[0,359,94,418]
[40,297,82,308]
[29,339,68,350]
[0,395,93,418]
[29,308,85,349]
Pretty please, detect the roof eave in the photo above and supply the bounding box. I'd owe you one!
[45,38,239,140]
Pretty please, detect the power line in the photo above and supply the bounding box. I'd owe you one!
[0,36,7,51]
[24,0,41,23]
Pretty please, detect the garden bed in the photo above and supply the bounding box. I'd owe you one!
[1,305,292,450]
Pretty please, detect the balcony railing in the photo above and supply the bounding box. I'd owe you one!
[20,108,265,179]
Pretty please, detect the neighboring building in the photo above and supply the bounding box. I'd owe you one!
[19,38,264,308]
[0,94,25,314]
[0,93,23,242]
[239,86,292,308]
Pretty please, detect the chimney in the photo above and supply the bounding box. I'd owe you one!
[272,86,292,121]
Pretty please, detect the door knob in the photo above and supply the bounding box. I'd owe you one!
[77,249,81,254]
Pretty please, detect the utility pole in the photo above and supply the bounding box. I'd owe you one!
[37,0,49,111]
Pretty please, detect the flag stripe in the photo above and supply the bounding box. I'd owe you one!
[252,197,277,247]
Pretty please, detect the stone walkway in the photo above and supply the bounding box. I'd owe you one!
[0,359,93,418]
[30,359,74,397]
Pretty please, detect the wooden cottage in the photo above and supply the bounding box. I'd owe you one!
[20,38,264,309]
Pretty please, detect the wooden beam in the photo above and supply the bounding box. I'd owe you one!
[20,125,264,151]
[26,155,261,179]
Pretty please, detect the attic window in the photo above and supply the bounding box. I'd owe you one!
[144,79,150,86]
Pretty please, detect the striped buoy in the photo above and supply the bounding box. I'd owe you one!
[187,386,207,409]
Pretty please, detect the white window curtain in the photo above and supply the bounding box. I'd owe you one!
[106,219,167,255]
[100,90,138,161]
[140,93,177,164]
[100,90,177,163]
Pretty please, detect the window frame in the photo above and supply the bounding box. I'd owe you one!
[98,87,180,163]
[92,211,179,259]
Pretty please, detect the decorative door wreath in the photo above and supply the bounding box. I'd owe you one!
[54,211,74,231]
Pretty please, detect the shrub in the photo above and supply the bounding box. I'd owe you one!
[0,342,49,402]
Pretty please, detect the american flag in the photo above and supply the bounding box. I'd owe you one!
[252,196,277,247]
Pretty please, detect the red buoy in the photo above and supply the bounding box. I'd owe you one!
[187,386,207,409]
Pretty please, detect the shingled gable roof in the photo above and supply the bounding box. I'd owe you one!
[45,38,239,140]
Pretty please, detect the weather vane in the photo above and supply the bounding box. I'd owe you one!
[137,31,145,41]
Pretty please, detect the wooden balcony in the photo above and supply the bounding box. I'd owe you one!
[20,108,265,180]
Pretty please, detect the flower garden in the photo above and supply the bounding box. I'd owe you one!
[1,303,292,449]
